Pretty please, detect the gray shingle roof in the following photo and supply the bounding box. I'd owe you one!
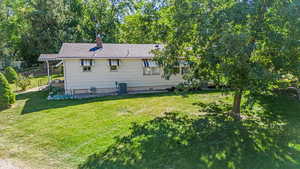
[58,43,162,59]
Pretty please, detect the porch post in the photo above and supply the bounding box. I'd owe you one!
[46,60,51,85]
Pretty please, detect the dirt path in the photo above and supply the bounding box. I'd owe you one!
[1,85,47,169]
[0,159,29,169]
[16,85,47,95]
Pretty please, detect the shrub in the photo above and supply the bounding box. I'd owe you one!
[0,72,15,109]
[274,87,298,96]
[16,75,31,91]
[176,80,204,92]
[4,66,18,84]
[49,86,64,96]
[194,101,231,114]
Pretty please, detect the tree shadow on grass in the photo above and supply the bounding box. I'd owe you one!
[79,110,300,169]
[255,93,300,121]
[16,90,220,115]
[255,93,300,147]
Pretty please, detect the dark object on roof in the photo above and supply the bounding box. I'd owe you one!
[89,46,101,52]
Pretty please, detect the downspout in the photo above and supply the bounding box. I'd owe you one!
[63,59,68,94]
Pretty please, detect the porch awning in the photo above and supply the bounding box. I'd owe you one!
[38,54,61,62]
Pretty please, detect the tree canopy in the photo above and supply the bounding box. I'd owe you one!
[154,0,300,118]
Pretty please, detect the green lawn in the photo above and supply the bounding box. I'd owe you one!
[0,91,300,169]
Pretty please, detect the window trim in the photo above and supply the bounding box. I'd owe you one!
[143,60,161,76]
[174,66,180,74]
[181,66,189,75]
[110,65,118,72]
[80,59,94,72]
[151,67,160,75]
[108,59,120,72]
[143,67,152,76]
[82,66,92,72]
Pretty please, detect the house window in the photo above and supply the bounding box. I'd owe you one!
[110,65,118,71]
[143,59,160,75]
[179,60,190,75]
[109,59,119,72]
[151,67,160,75]
[181,67,189,75]
[83,66,91,72]
[81,59,94,72]
[143,67,152,75]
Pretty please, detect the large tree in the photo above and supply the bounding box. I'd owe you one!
[17,0,66,65]
[77,0,132,43]
[118,0,170,43]
[155,0,300,119]
[0,0,27,65]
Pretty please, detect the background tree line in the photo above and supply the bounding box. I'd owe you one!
[0,0,169,66]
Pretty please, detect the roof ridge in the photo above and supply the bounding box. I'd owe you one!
[62,43,160,45]
[56,43,162,59]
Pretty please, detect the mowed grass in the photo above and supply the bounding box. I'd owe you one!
[78,94,300,169]
[0,90,226,168]
[1,90,300,169]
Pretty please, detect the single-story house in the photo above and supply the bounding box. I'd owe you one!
[39,36,185,95]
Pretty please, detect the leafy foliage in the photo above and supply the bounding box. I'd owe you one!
[16,74,31,91]
[194,101,232,114]
[154,0,300,116]
[118,0,170,43]
[4,66,18,84]
[0,72,15,109]
[0,0,132,66]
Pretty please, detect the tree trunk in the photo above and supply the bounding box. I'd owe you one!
[231,90,242,120]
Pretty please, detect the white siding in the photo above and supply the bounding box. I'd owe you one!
[64,58,183,93]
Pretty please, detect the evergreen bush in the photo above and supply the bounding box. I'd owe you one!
[4,66,18,84]
[0,72,15,109]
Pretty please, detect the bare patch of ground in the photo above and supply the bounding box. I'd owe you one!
[0,158,29,169]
